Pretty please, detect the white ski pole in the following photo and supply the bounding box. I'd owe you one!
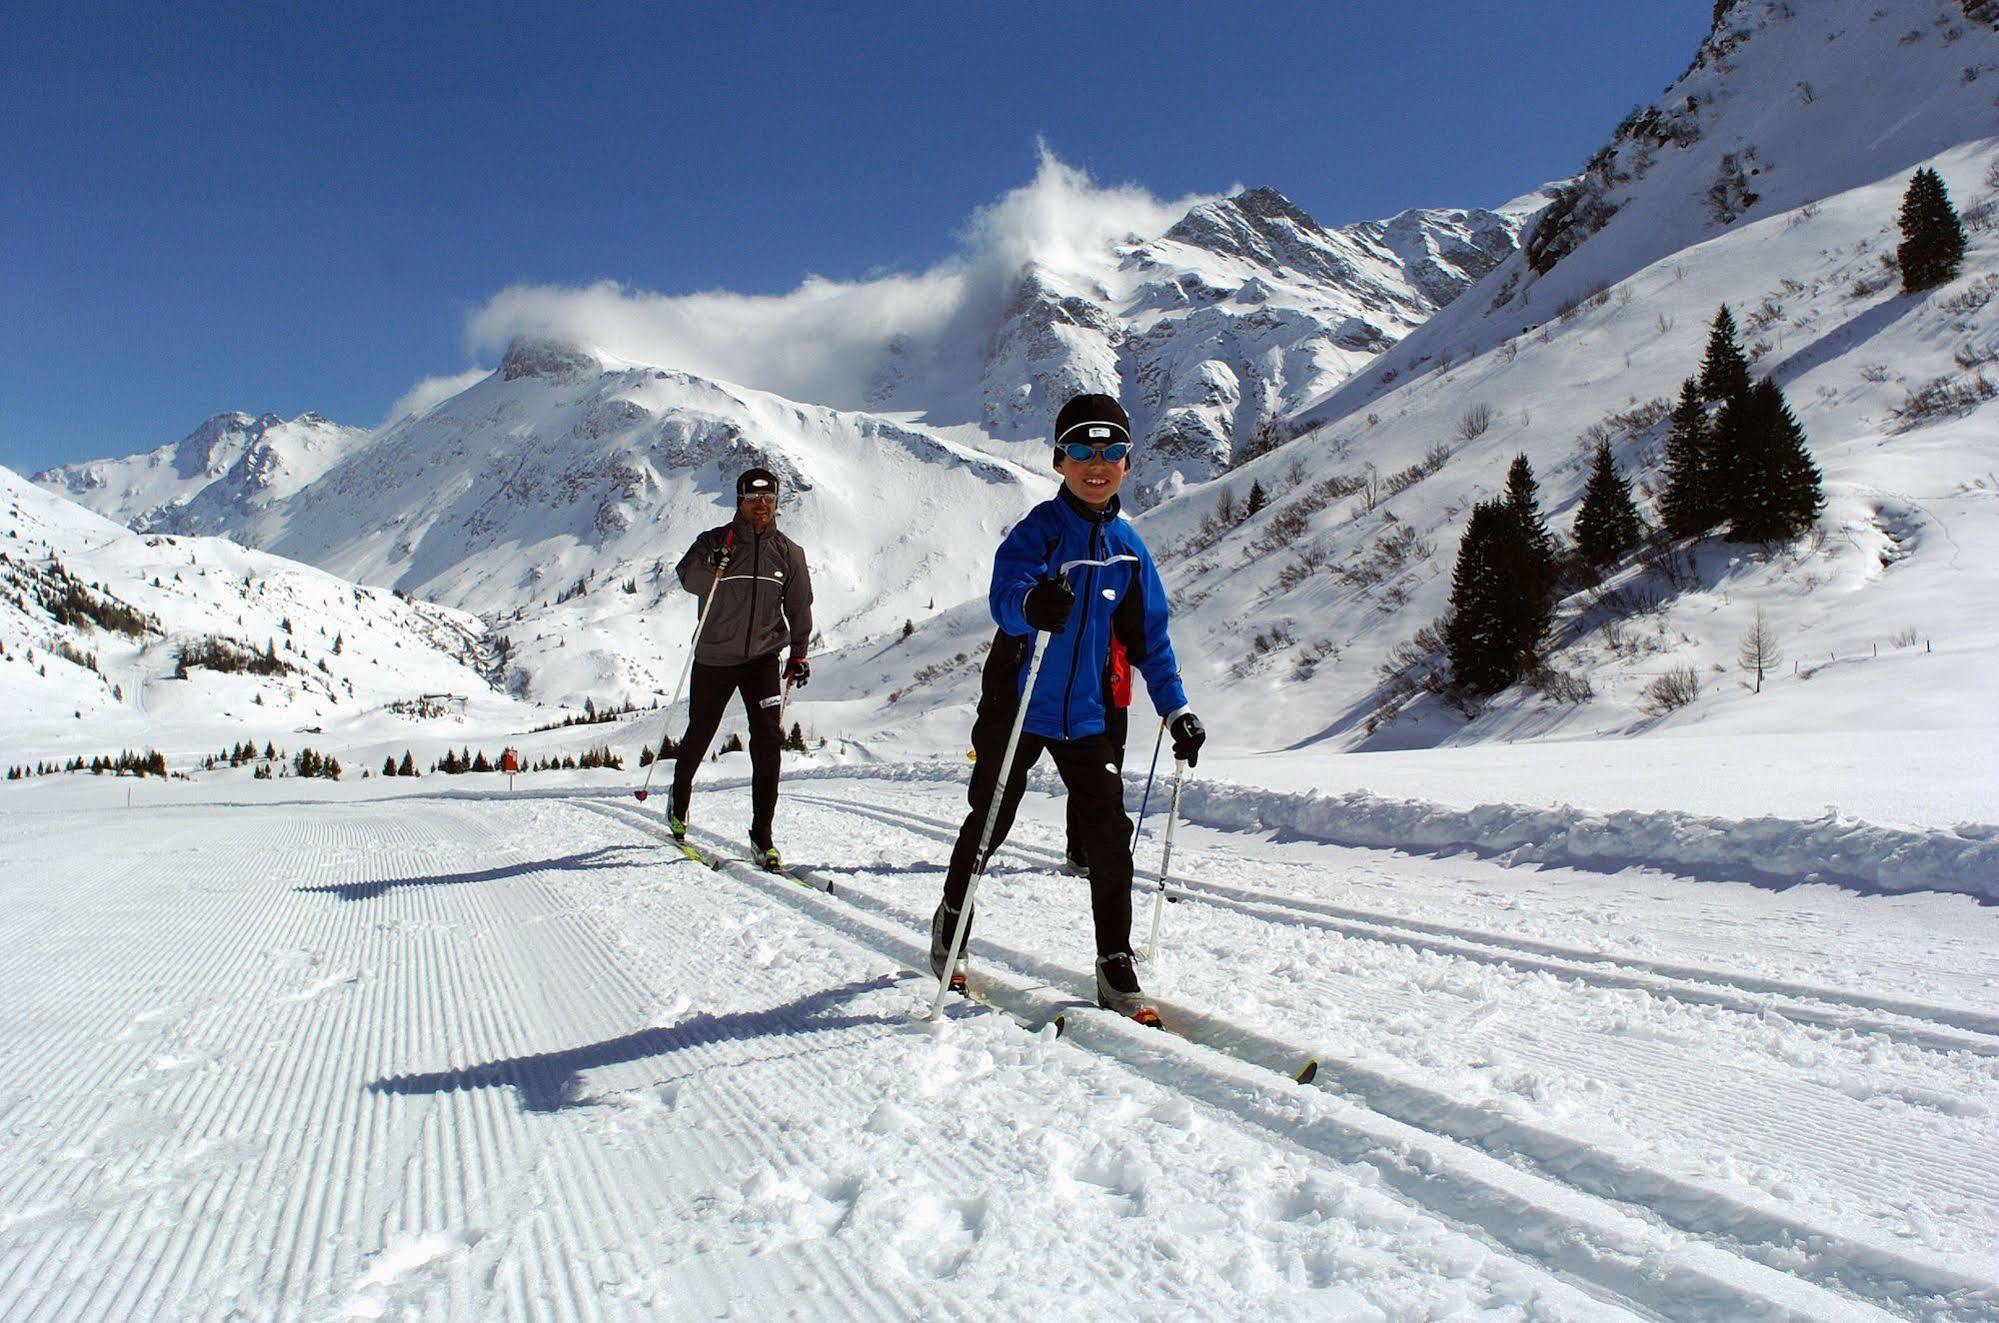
[636,529,734,802]
[927,632,1048,1020]
[1142,759,1186,963]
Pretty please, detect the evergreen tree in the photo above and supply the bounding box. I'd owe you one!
[1502,454,1556,591]
[1573,440,1644,566]
[472,750,492,773]
[383,755,398,777]
[1446,502,1519,695]
[1697,305,1750,405]
[1244,480,1269,518]
[398,751,416,777]
[1897,167,1967,293]
[1726,379,1823,542]
[1659,378,1717,537]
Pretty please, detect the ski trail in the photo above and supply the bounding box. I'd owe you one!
[584,797,1944,1322]
[788,789,1999,1053]
[3,793,1655,1321]
[672,786,1999,1319]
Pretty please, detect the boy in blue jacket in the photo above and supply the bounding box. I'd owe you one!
[930,393,1205,1023]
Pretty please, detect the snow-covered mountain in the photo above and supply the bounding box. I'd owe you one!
[869,189,1526,499]
[1,464,524,765]
[837,0,1999,764]
[35,409,370,531]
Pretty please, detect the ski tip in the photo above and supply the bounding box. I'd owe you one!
[1050,1013,1067,1037]
[1295,1059,1319,1086]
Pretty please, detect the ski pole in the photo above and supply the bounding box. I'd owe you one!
[636,529,734,802]
[928,632,1048,1020]
[1130,718,1167,846]
[1142,759,1186,963]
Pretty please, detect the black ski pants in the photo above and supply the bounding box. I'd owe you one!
[944,706,1136,960]
[1065,704,1128,862]
[672,653,783,844]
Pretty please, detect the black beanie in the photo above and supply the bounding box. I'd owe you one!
[1052,394,1132,467]
[736,467,779,498]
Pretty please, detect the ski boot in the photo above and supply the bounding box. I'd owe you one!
[750,834,783,872]
[930,898,971,994]
[667,811,688,842]
[1061,849,1090,878]
[1095,951,1162,1028]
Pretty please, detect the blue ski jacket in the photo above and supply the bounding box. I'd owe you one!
[989,487,1189,741]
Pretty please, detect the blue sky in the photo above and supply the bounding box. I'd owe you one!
[1,3,1713,472]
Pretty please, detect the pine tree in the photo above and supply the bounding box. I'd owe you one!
[472,750,492,773]
[1502,454,1555,592]
[1697,305,1750,405]
[1659,378,1717,537]
[398,751,416,777]
[1445,502,1519,695]
[1573,440,1644,567]
[1445,495,1552,696]
[1244,480,1269,518]
[1897,167,1967,293]
[383,755,398,777]
[1726,379,1823,542]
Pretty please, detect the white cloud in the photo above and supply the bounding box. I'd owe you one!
[383,368,491,424]
[449,145,1217,411]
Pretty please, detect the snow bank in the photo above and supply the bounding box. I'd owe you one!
[761,760,1999,902]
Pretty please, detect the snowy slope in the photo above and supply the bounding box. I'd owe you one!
[0,464,527,768]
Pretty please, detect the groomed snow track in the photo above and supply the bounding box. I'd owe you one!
[581,790,1993,1323]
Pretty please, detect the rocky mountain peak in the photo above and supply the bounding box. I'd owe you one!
[499,336,600,382]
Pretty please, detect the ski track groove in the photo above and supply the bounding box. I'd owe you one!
[585,797,1923,1323]
[790,790,1999,1054]
[684,790,1997,1321]
[791,791,1999,1287]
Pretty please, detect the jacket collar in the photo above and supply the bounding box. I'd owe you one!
[1056,485,1121,525]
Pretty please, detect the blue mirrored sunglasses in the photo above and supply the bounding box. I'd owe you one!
[1060,441,1132,463]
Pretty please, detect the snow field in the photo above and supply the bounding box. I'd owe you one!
[1,793,1659,1321]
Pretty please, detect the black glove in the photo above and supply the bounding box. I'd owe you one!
[706,544,732,569]
[1023,578,1076,634]
[785,656,810,687]
[1169,711,1206,767]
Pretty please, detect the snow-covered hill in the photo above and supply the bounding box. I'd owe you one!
[1,464,526,768]
[833,0,1999,776]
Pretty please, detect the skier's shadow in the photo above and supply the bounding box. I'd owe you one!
[296,845,654,901]
[368,975,901,1113]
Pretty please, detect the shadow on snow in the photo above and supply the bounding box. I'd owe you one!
[367,976,902,1113]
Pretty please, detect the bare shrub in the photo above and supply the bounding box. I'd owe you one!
[1457,402,1493,441]
[1889,626,1920,648]
[1858,363,1891,384]
[1890,373,1999,431]
[1640,665,1700,715]
[1527,665,1594,705]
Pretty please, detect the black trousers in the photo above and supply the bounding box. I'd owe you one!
[1065,704,1129,861]
[944,704,1136,960]
[672,653,783,844]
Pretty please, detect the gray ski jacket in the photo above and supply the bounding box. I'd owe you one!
[675,517,814,667]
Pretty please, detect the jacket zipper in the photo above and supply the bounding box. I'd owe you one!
[742,528,761,661]
[1058,520,1104,739]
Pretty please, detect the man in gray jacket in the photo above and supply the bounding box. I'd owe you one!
[670,467,814,869]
